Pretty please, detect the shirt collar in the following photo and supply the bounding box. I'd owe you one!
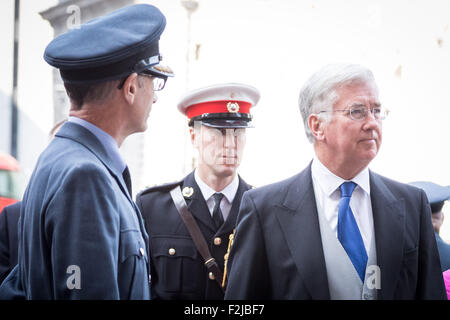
[194,169,239,204]
[311,156,370,196]
[68,116,127,173]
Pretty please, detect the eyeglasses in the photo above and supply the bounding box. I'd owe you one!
[139,73,167,91]
[318,103,389,121]
[116,74,167,91]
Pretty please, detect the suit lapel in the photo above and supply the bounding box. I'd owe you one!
[217,175,251,236]
[369,172,405,300]
[275,165,330,299]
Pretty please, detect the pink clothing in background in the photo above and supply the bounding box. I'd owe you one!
[444,269,450,299]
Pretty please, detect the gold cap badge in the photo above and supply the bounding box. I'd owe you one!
[182,186,194,198]
[227,102,240,113]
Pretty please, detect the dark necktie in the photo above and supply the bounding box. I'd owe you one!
[122,166,132,196]
[212,193,225,230]
[337,181,368,282]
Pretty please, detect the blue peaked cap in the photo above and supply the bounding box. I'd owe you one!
[409,181,450,212]
[44,4,173,84]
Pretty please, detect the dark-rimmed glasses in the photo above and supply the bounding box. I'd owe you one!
[116,74,167,91]
[138,73,167,91]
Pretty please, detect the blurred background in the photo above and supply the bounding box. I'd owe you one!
[0,0,449,240]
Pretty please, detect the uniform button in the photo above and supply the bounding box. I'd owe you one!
[224,253,228,260]
[214,237,222,246]
[169,248,176,256]
[139,248,145,256]
[209,272,215,280]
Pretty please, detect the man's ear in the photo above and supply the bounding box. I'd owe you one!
[308,114,326,141]
[190,126,198,148]
[121,73,139,105]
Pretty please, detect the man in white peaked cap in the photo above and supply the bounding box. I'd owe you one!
[136,83,259,300]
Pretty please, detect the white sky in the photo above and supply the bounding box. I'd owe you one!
[1,0,449,239]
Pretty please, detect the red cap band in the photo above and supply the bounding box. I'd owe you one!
[186,100,251,119]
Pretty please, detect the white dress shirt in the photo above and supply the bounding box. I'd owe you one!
[194,170,239,221]
[311,157,375,254]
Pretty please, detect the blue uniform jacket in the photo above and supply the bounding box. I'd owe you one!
[2,122,150,299]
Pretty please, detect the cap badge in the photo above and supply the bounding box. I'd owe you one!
[182,186,194,198]
[227,102,240,113]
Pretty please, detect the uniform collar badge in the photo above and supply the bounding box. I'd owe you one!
[182,186,194,198]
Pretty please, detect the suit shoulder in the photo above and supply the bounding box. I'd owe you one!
[372,172,422,194]
[244,173,302,200]
[1,202,21,226]
[371,171,427,206]
[238,175,256,191]
[1,201,21,215]
[137,180,183,199]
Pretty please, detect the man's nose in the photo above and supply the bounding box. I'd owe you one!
[363,109,381,130]
[224,129,236,148]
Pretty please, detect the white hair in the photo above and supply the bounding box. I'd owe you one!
[298,63,378,143]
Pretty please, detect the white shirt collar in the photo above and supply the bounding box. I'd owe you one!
[194,169,239,204]
[311,156,370,196]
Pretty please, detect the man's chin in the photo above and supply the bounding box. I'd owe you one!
[357,150,378,166]
[214,164,238,178]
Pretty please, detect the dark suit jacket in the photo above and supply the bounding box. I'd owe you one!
[224,164,447,300]
[136,171,251,300]
[0,201,21,284]
[3,122,150,299]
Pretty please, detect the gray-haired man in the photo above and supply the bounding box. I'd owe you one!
[225,64,446,300]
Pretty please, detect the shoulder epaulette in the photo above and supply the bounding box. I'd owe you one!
[137,179,183,197]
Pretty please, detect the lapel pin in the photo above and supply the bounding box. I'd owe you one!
[182,186,194,198]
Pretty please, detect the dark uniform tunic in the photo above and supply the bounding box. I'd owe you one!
[0,201,21,284]
[136,171,251,300]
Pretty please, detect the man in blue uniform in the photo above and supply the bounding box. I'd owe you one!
[0,4,173,299]
[410,181,450,272]
[136,83,259,299]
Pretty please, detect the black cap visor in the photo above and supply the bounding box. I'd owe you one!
[189,112,253,128]
[134,54,174,78]
[200,119,253,128]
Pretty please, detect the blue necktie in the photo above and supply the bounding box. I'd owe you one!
[337,182,368,282]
